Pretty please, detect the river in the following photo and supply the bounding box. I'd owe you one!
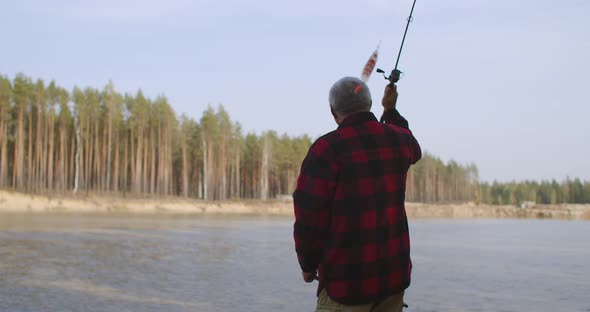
[0,214,588,311]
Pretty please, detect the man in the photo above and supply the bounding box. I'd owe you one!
[293,77,421,311]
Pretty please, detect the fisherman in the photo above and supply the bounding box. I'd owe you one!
[293,77,421,311]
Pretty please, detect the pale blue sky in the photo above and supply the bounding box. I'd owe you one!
[1,0,589,182]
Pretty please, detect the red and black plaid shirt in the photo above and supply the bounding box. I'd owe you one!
[293,109,421,305]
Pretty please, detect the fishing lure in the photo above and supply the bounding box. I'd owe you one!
[355,43,380,93]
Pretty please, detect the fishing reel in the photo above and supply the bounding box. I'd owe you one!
[376,68,403,85]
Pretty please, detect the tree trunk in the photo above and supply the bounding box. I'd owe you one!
[150,126,156,194]
[202,138,208,200]
[0,121,6,188]
[94,119,100,191]
[27,104,33,192]
[35,95,43,192]
[69,124,75,190]
[123,130,130,194]
[234,149,240,199]
[47,110,55,191]
[260,136,269,200]
[142,126,148,194]
[73,115,81,193]
[106,116,113,192]
[13,105,25,191]
[181,134,188,197]
[129,127,134,193]
[59,123,68,192]
[135,123,143,194]
[112,128,119,192]
[0,123,8,188]
[83,116,90,191]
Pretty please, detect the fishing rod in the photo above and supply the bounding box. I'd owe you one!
[377,0,418,86]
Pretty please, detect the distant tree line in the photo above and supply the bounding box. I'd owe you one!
[406,153,590,205]
[0,73,588,204]
[479,178,590,206]
[407,153,479,203]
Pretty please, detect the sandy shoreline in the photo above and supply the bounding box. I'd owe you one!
[0,190,589,220]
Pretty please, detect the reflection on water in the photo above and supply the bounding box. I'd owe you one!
[0,214,589,311]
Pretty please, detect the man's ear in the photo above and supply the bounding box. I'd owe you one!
[369,100,372,110]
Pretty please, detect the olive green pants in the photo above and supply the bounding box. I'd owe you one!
[315,289,405,312]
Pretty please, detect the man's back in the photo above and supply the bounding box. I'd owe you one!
[294,109,421,305]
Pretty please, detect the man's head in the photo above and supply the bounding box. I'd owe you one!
[329,77,372,124]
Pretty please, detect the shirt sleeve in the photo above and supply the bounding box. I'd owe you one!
[381,108,422,165]
[293,138,337,273]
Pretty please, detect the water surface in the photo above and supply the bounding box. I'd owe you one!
[0,214,588,311]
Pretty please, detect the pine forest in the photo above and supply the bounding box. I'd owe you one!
[0,73,588,204]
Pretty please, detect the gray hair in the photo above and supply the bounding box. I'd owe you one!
[329,77,372,117]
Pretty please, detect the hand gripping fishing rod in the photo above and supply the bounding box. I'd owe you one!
[377,0,418,86]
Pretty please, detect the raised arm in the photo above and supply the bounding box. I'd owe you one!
[380,84,422,164]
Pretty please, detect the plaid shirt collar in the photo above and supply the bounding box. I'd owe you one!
[337,111,378,129]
